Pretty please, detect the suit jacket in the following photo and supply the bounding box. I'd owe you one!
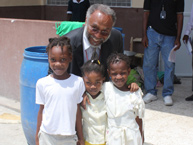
[65,27,123,79]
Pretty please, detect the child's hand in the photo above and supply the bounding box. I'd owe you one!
[80,92,91,110]
[35,136,39,145]
[128,82,139,92]
[77,140,85,145]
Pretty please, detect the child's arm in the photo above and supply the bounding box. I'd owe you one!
[80,92,91,110]
[76,104,85,145]
[135,116,144,143]
[36,105,44,145]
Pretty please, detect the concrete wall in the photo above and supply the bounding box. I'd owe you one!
[45,6,144,52]
[0,0,46,6]
[0,6,144,52]
[3,2,192,101]
[0,7,144,101]
[0,6,145,101]
[0,6,45,20]
[0,18,57,100]
[0,0,142,7]
[132,0,143,8]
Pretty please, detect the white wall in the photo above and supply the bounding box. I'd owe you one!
[175,0,192,76]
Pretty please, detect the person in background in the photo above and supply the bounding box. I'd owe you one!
[142,0,184,106]
[35,36,85,145]
[183,3,193,101]
[67,0,90,22]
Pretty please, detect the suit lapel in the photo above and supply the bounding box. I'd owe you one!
[100,40,112,63]
[73,28,84,69]
[74,45,84,67]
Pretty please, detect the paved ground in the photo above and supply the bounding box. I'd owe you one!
[0,96,26,145]
[0,77,192,145]
[144,77,193,145]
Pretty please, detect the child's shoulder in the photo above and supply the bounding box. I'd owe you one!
[70,73,82,79]
[102,81,114,93]
[70,74,84,82]
[37,75,52,83]
[135,88,143,95]
[36,75,53,88]
[131,88,143,100]
[103,81,113,87]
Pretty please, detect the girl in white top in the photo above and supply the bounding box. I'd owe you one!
[81,60,107,145]
[35,36,85,145]
[103,53,145,145]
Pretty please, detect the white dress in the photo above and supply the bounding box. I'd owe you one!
[81,92,107,144]
[103,82,145,145]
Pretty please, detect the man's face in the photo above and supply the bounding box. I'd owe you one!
[85,10,113,47]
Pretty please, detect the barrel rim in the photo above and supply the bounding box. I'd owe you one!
[24,46,48,58]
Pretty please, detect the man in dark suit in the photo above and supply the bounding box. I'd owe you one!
[65,4,123,80]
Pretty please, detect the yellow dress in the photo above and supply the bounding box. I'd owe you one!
[81,92,107,145]
[85,141,105,145]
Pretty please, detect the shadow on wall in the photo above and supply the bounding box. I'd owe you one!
[0,18,57,101]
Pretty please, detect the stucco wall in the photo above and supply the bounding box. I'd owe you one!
[0,18,57,100]
[0,0,46,6]
[0,7,144,101]
[132,0,143,8]
[0,6,144,51]
[0,0,143,7]
[45,6,144,52]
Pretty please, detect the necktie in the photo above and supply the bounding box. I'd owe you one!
[91,47,98,60]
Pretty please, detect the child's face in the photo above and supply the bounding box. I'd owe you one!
[48,46,72,79]
[108,61,130,91]
[83,71,105,99]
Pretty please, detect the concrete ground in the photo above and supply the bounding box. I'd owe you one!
[0,77,192,145]
[0,96,26,145]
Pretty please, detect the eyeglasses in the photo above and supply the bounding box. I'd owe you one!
[88,25,111,36]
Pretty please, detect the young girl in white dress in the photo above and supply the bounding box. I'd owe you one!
[103,53,145,145]
[81,60,107,145]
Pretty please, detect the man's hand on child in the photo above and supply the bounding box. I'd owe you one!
[80,92,91,110]
[128,83,139,92]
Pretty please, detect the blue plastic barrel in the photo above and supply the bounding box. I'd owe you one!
[113,27,125,49]
[20,46,48,145]
[113,27,123,33]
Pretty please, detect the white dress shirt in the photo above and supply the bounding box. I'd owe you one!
[83,28,101,62]
[184,3,193,36]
